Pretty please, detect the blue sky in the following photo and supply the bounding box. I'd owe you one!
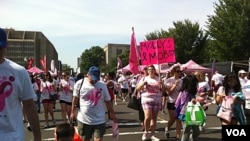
[0,0,218,70]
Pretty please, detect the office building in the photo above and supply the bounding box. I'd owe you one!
[3,28,59,71]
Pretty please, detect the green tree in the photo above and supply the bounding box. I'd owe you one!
[206,0,250,61]
[80,46,105,74]
[145,29,169,40]
[169,20,208,63]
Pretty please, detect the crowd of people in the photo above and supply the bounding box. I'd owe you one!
[1,27,250,141]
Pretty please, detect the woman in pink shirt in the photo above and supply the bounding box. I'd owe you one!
[164,64,183,140]
[136,65,163,141]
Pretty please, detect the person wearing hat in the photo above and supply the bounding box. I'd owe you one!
[0,28,41,140]
[238,69,247,88]
[70,66,117,141]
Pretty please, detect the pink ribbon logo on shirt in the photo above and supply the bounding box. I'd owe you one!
[0,76,14,112]
[87,88,102,106]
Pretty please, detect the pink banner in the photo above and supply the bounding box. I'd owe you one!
[140,38,176,65]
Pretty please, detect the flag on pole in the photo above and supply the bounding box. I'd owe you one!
[40,54,47,72]
[117,57,123,69]
[26,58,34,69]
[129,27,139,74]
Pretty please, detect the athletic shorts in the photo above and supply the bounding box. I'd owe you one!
[42,99,54,104]
[59,100,72,106]
[77,121,106,140]
[167,102,176,110]
[121,88,128,93]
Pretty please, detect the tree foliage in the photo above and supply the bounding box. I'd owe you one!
[206,0,250,61]
[80,46,105,74]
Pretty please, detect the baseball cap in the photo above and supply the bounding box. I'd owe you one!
[88,66,100,81]
[0,28,7,48]
[238,69,247,74]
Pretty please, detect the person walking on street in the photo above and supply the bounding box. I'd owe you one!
[118,71,129,102]
[0,28,41,141]
[216,72,245,125]
[242,72,250,125]
[136,65,162,141]
[58,72,75,123]
[163,64,183,140]
[174,75,200,141]
[41,72,57,128]
[70,66,117,141]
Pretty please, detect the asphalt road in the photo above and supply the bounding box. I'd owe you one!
[25,99,222,141]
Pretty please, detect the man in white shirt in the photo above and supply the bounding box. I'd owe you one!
[70,66,117,141]
[211,70,224,93]
[117,72,129,102]
[0,28,41,141]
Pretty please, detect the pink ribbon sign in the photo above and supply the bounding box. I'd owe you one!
[140,38,176,65]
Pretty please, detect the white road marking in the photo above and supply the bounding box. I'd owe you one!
[42,120,221,140]
[44,120,168,131]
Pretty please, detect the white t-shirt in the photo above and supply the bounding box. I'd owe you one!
[242,80,250,109]
[0,59,35,141]
[32,82,39,101]
[164,77,183,103]
[117,75,129,89]
[59,79,75,102]
[130,78,137,88]
[239,77,248,88]
[137,76,162,103]
[73,79,111,125]
[211,73,224,85]
[196,81,211,103]
[41,81,55,100]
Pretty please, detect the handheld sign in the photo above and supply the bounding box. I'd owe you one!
[140,38,176,65]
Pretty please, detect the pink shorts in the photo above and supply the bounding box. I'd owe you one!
[142,101,162,111]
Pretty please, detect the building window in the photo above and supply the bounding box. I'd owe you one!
[117,49,122,56]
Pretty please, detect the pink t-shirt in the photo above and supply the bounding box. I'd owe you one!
[164,77,183,103]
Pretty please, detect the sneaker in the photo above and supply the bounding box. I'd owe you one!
[162,110,166,115]
[122,98,126,102]
[199,125,205,132]
[114,102,118,105]
[27,123,32,131]
[151,135,160,141]
[52,119,56,125]
[142,133,148,141]
[165,127,170,138]
[44,124,49,128]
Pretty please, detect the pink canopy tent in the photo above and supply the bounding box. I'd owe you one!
[181,60,212,73]
[27,66,44,73]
